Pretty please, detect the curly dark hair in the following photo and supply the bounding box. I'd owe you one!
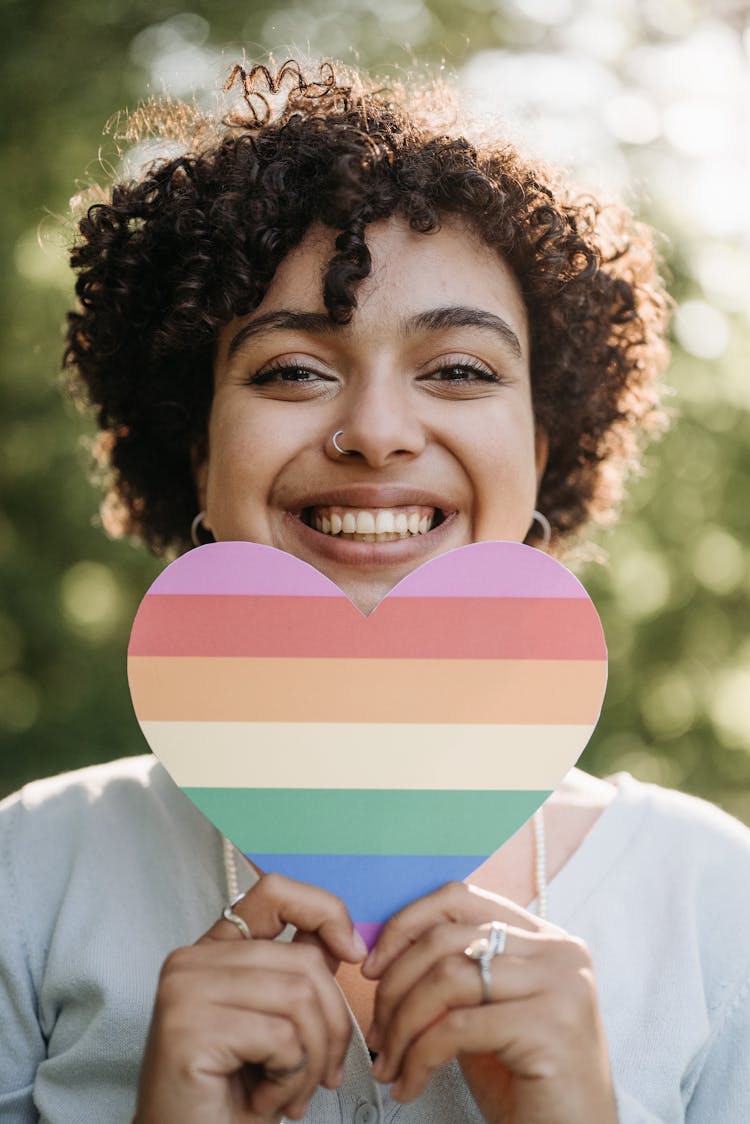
[65,59,670,556]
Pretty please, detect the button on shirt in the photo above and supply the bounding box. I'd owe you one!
[353,1101,381,1124]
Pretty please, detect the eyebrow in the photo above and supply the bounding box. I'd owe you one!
[227,305,524,360]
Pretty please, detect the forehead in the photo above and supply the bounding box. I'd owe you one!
[252,216,529,349]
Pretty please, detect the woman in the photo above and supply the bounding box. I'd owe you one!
[2,60,749,1123]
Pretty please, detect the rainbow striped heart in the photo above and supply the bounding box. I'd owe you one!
[128,541,607,947]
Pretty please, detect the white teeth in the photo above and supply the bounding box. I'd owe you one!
[308,506,439,540]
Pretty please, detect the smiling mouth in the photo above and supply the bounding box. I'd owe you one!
[301,505,447,543]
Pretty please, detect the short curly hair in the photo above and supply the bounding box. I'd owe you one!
[65,59,670,556]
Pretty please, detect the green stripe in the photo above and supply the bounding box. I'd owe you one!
[183,787,550,855]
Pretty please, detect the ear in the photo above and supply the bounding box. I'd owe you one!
[534,425,549,489]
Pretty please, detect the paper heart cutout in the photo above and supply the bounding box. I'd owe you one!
[129,541,607,947]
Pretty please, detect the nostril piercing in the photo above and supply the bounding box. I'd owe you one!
[331,430,353,456]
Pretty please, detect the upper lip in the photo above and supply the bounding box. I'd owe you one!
[288,484,458,514]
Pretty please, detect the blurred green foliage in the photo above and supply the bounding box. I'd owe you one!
[2,0,750,825]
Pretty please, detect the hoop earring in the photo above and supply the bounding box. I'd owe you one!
[528,509,551,548]
[190,511,214,547]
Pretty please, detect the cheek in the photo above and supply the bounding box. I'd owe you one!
[204,406,276,524]
[461,419,539,533]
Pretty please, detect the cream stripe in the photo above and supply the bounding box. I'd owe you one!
[141,721,594,791]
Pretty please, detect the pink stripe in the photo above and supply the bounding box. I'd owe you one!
[129,596,605,660]
[389,542,587,598]
[355,921,383,951]
[150,543,344,597]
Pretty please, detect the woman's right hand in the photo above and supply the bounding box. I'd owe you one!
[133,872,367,1124]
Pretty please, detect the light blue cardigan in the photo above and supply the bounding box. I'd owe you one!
[2,756,750,1123]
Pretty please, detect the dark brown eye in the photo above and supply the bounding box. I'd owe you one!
[426,359,500,383]
[250,364,321,385]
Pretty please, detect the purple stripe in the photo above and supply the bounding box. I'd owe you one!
[147,541,587,601]
[150,543,344,597]
[355,922,383,951]
[388,542,587,598]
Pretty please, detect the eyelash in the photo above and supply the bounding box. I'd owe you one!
[247,360,329,386]
[247,357,503,386]
[425,357,502,383]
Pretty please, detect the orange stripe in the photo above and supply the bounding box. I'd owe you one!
[128,656,607,725]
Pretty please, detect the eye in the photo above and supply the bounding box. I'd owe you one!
[421,357,504,385]
[247,361,327,386]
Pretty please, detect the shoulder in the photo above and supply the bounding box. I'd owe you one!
[2,753,161,816]
[611,771,750,864]
[0,754,194,849]
[0,755,222,921]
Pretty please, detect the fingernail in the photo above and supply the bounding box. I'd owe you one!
[352,930,368,959]
[363,949,377,974]
[365,1021,380,1050]
[371,1054,385,1080]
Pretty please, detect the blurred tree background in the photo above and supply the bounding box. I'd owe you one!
[2,0,750,823]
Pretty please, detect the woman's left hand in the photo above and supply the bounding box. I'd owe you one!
[362,882,617,1124]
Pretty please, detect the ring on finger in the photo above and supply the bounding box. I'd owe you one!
[222,892,252,940]
[464,920,507,1003]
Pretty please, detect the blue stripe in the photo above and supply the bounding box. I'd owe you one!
[246,853,486,922]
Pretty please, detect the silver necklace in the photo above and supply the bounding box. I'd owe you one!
[222,807,548,921]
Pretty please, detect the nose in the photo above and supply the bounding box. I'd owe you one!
[330,374,426,468]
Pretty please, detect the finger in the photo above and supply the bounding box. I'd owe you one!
[373,945,546,1083]
[390,998,539,1103]
[163,941,352,1087]
[368,920,527,1049]
[202,872,367,963]
[292,928,341,975]
[205,965,332,1103]
[364,881,547,979]
[191,1005,310,1109]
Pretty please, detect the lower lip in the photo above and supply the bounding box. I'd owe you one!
[284,511,459,566]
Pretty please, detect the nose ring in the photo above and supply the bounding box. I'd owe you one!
[331,429,353,456]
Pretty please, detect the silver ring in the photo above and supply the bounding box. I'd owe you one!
[464,920,507,1004]
[222,905,252,939]
[331,429,352,456]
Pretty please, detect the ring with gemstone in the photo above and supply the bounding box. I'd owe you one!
[463,920,508,1003]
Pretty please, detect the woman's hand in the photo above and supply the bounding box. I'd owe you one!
[363,882,617,1124]
[133,873,366,1124]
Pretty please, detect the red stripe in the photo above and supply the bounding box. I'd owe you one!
[129,595,605,660]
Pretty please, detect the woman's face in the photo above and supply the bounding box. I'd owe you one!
[200,217,547,613]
